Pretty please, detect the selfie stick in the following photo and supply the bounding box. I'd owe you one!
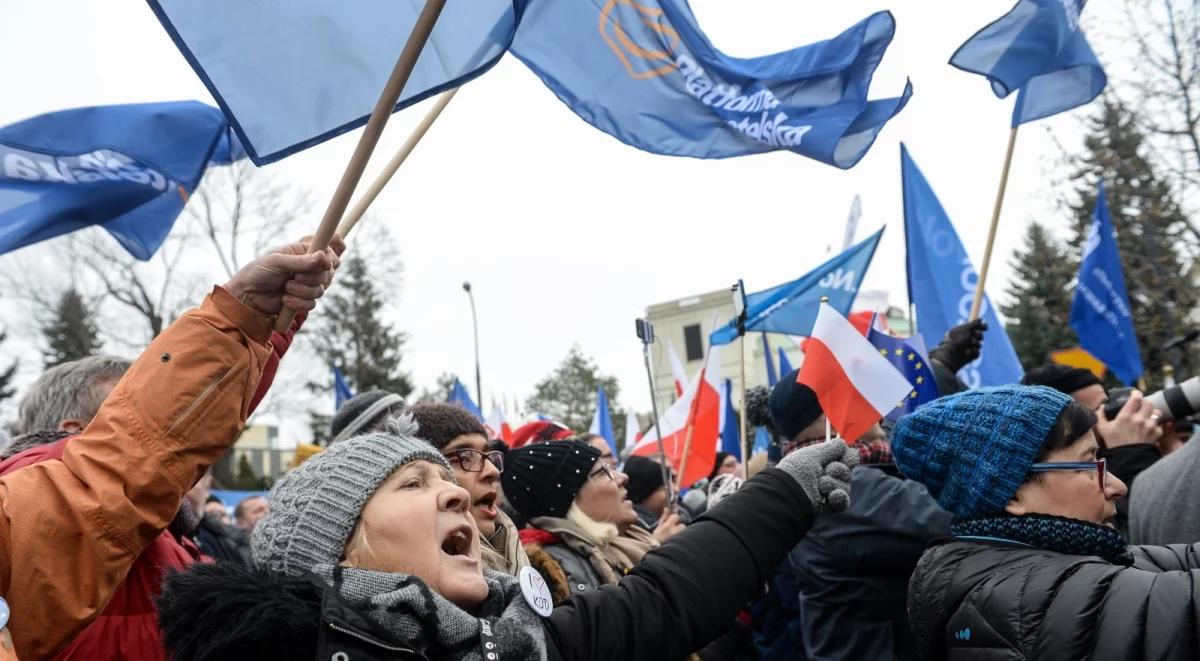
[637,320,676,507]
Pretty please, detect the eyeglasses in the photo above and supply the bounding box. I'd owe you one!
[1028,458,1107,490]
[589,463,617,482]
[443,449,504,473]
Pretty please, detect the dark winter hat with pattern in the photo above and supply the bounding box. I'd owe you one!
[329,390,405,444]
[623,455,665,504]
[768,370,823,441]
[890,385,1073,519]
[501,440,601,519]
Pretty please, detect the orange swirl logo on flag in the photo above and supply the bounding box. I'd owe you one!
[598,0,681,80]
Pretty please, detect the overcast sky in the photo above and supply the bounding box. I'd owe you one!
[0,0,1134,439]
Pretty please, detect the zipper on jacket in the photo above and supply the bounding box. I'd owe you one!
[327,622,415,654]
[165,367,232,437]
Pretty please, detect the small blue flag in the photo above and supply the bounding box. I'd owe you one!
[778,347,795,377]
[0,101,240,259]
[513,5,911,168]
[752,426,771,457]
[902,145,1024,387]
[149,1,908,168]
[333,366,354,411]
[1070,183,1143,385]
[710,229,884,345]
[762,334,779,387]
[720,379,741,460]
[866,329,939,421]
[450,378,484,422]
[950,0,1105,126]
[587,385,617,457]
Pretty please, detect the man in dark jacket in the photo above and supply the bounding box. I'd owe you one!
[895,384,1200,661]
[770,374,952,661]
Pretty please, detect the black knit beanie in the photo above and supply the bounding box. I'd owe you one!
[502,440,600,519]
[329,390,404,444]
[623,456,665,504]
[1021,364,1102,396]
[768,369,823,441]
[406,402,489,449]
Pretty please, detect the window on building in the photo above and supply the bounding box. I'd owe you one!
[683,324,703,362]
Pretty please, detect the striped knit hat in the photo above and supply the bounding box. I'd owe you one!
[252,414,452,578]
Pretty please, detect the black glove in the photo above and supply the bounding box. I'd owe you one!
[929,319,987,373]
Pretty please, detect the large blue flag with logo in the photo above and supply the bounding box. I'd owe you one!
[512,5,911,168]
[147,1,909,168]
[0,101,240,260]
[950,0,1105,126]
[710,228,884,345]
[901,145,1023,387]
[1070,183,1143,385]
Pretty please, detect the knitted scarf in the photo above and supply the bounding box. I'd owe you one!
[313,564,547,661]
[952,513,1132,564]
[530,516,660,585]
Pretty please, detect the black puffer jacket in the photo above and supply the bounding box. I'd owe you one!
[908,537,1200,660]
[159,468,815,660]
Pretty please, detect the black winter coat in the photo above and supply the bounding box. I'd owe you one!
[158,468,815,661]
[908,537,1200,660]
[789,466,951,661]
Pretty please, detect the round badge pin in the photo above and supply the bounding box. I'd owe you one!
[518,566,554,617]
[0,596,9,630]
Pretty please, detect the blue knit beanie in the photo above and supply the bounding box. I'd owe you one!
[890,385,1072,518]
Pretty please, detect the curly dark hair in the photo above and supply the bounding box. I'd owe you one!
[406,402,489,450]
[745,386,775,432]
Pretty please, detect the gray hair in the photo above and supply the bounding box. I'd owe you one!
[13,355,131,435]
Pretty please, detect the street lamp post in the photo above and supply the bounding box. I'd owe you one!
[462,281,482,406]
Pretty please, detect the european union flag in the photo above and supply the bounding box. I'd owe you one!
[148,1,909,169]
[450,378,484,422]
[902,144,1024,387]
[710,229,884,345]
[513,4,911,168]
[866,328,939,421]
[1070,183,1143,385]
[951,0,1105,126]
[333,366,355,410]
[0,101,240,259]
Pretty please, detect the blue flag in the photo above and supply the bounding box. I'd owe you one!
[866,328,939,421]
[333,366,355,411]
[950,0,1105,126]
[587,385,617,457]
[901,145,1024,387]
[761,334,779,387]
[752,426,771,457]
[1070,183,1142,385]
[720,379,741,460]
[512,5,911,168]
[0,101,240,259]
[778,347,795,377]
[450,378,484,421]
[710,229,884,345]
[149,1,908,168]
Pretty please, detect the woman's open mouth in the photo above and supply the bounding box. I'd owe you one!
[440,524,476,562]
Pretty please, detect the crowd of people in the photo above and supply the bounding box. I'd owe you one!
[1,239,1200,661]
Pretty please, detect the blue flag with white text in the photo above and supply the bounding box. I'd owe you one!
[588,385,618,457]
[450,378,484,421]
[710,229,884,345]
[512,4,911,168]
[720,379,741,460]
[333,366,355,410]
[148,1,909,168]
[866,328,939,421]
[901,145,1023,387]
[1070,183,1142,385]
[0,101,240,259]
[950,0,1105,126]
[778,347,795,376]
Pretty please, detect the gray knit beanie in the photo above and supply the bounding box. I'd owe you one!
[252,414,453,578]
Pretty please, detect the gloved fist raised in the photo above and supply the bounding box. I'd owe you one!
[777,439,858,514]
[929,319,987,373]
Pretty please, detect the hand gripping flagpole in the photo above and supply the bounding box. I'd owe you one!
[969,126,1019,321]
[636,319,676,508]
[274,0,448,333]
[337,87,460,239]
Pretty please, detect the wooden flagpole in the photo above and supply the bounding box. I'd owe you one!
[740,336,749,473]
[336,87,460,239]
[274,0,448,333]
[968,126,1019,321]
